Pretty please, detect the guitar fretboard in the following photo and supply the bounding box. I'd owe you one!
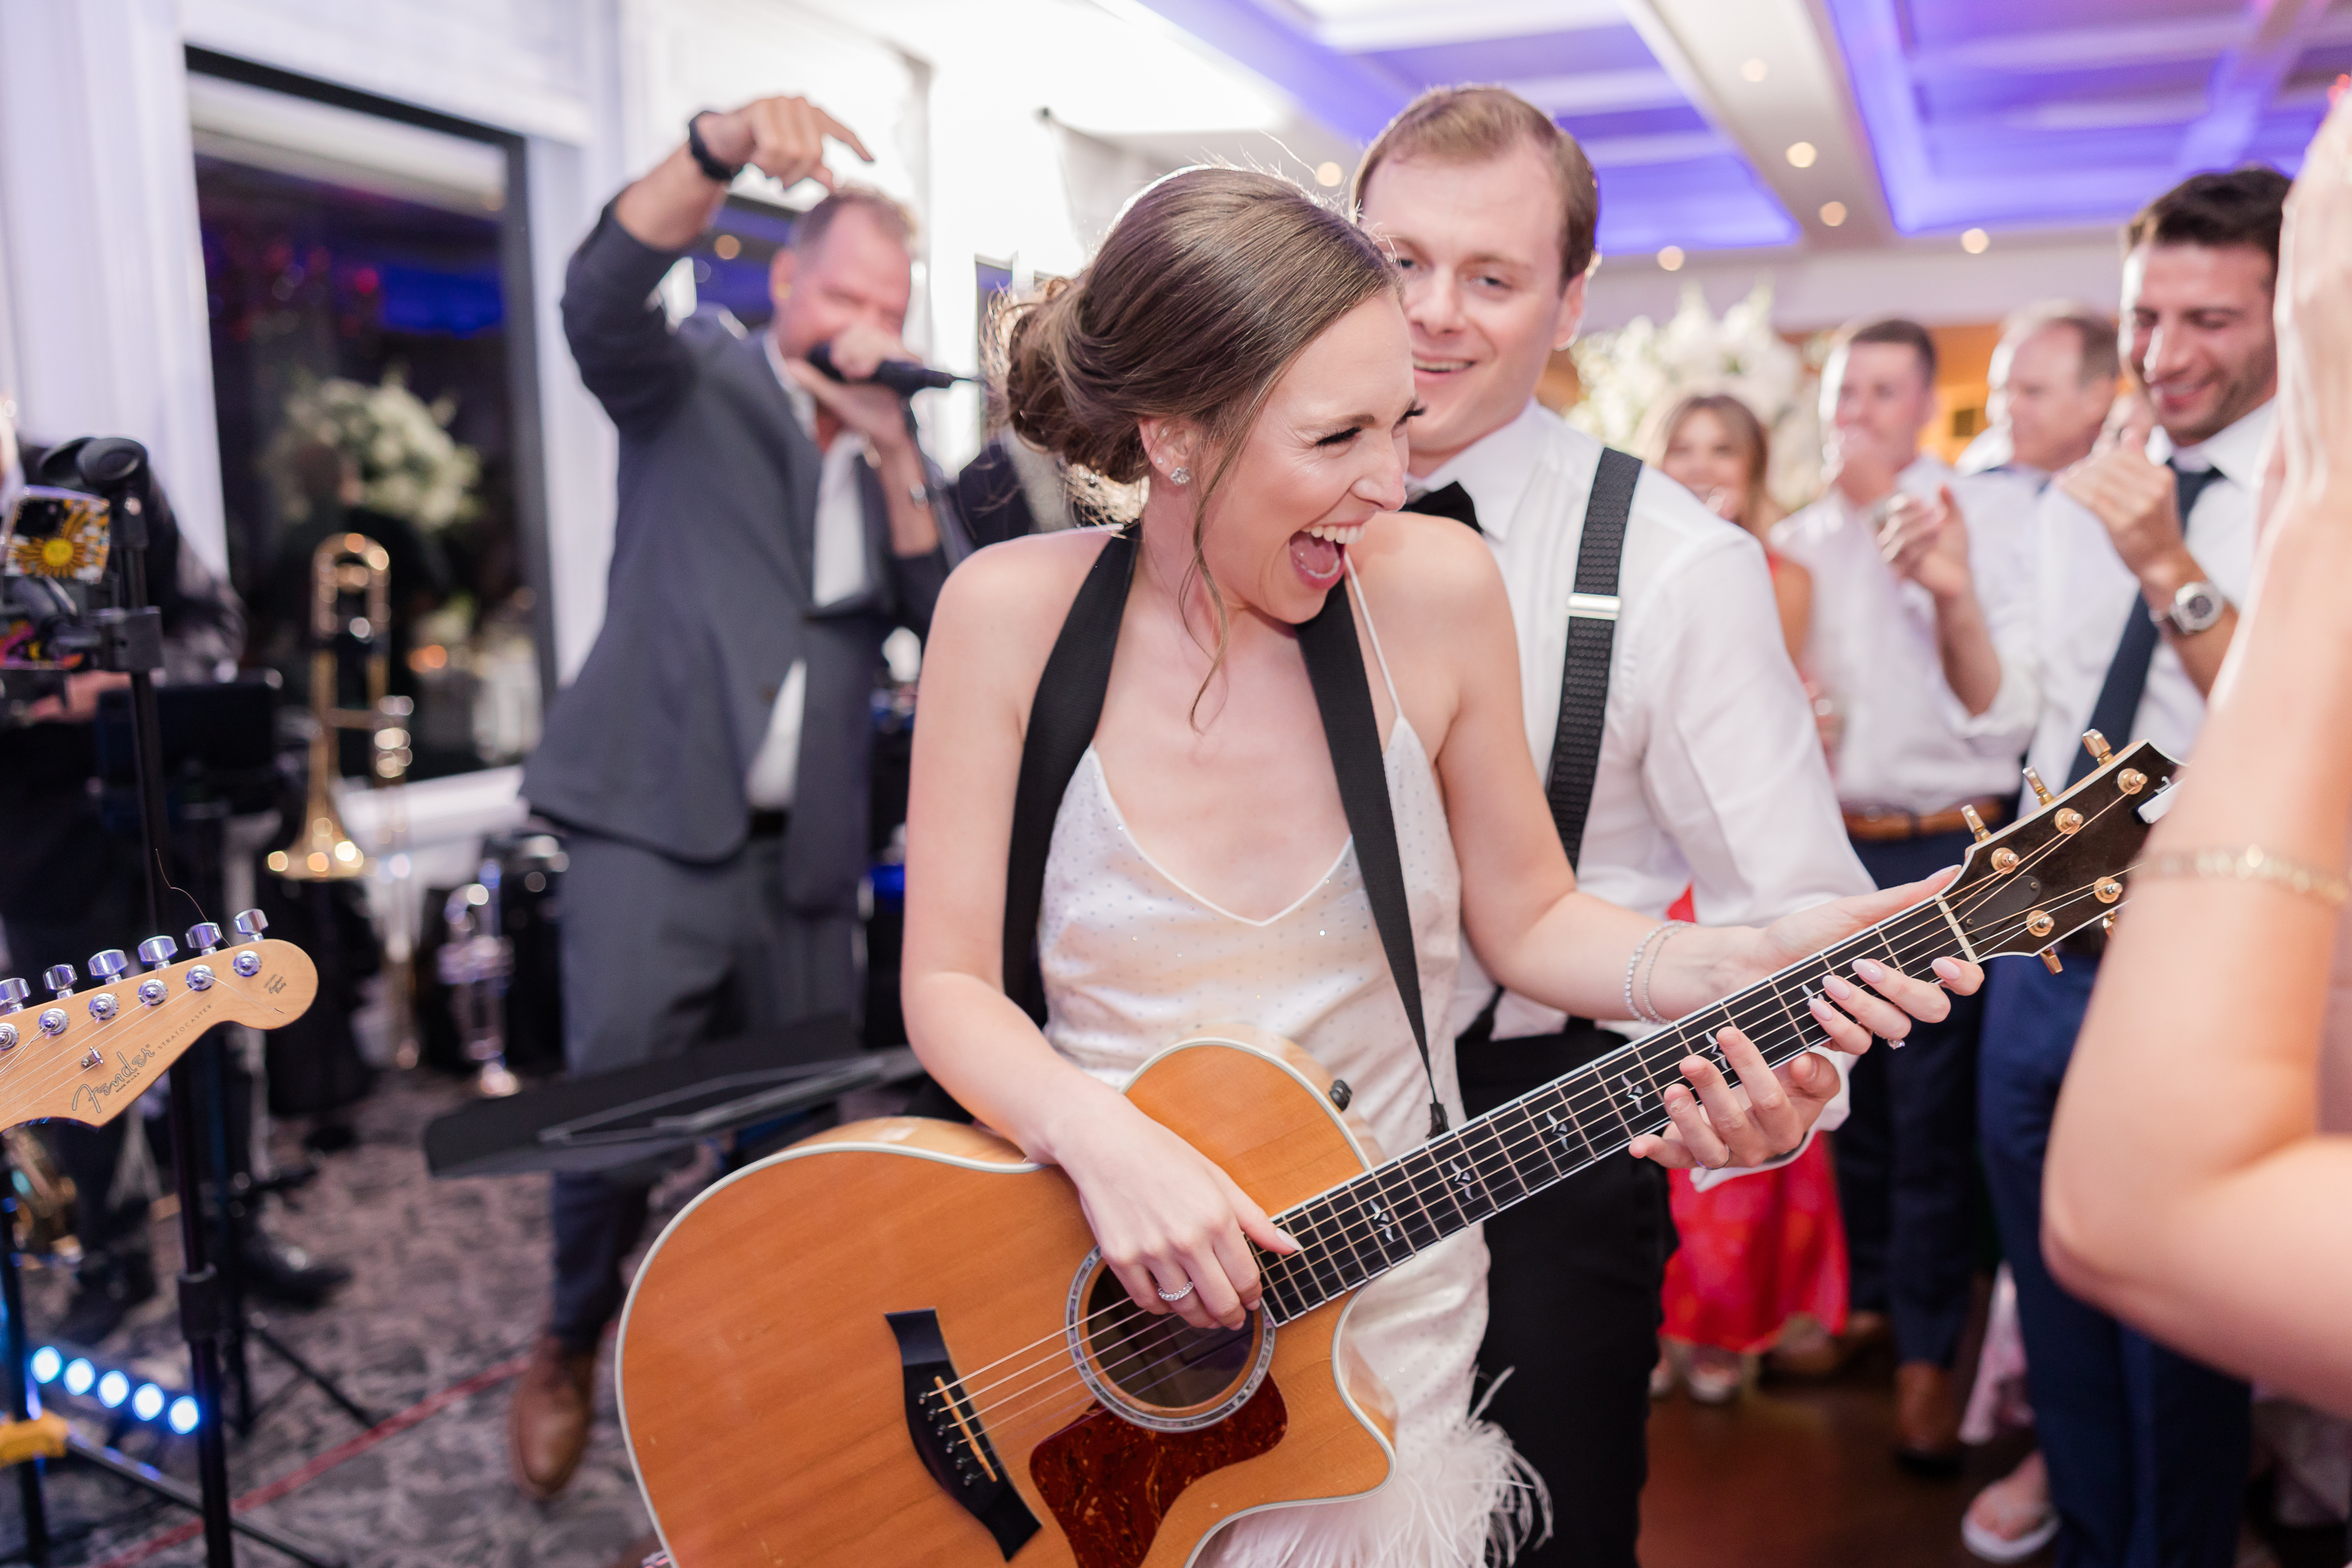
[1251,900,1959,1323]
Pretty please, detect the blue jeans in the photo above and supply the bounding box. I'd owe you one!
[1840,829,1985,1366]
[1979,955,2248,1568]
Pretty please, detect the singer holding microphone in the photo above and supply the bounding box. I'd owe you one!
[512,96,964,1499]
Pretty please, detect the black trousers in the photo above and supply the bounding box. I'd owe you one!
[1460,1025,1673,1568]
[1839,828,1986,1368]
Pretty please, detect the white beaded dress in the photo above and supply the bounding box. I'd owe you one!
[1035,570,1542,1567]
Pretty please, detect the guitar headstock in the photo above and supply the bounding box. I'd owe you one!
[0,915,317,1129]
[1942,731,2183,963]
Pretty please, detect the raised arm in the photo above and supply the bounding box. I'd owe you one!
[2043,98,2352,1408]
[563,98,872,437]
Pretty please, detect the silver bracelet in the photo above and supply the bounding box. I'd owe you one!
[1637,920,1691,1024]
[1622,923,1669,1024]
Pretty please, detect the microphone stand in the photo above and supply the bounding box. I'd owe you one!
[80,444,236,1568]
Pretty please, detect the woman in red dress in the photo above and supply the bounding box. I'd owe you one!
[1650,394,1848,1401]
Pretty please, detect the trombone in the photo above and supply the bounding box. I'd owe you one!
[268,533,419,1060]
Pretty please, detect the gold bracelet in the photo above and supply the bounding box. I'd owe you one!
[2134,846,2350,908]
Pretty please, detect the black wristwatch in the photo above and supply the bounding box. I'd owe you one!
[686,112,743,185]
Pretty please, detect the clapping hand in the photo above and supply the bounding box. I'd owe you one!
[2060,397,2185,577]
[1877,484,1975,601]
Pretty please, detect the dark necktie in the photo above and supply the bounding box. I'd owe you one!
[2064,461,2226,785]
[1406,480,1480,533]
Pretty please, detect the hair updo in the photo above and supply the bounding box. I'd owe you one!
[996,166,1398,509]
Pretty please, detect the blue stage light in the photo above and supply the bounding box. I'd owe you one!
[62,1359,93,1396]
[97,1369,129,1408]
[29,1347,60,1385]
[167,1396,200,1435]
[131,1383,165,1421]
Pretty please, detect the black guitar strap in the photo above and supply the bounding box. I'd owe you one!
[1461,446,1642,1046]
[1001,529,1137,1023]
[998,529,1450,1134]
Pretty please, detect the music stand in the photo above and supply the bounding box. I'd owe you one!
[423,1017,924,1181]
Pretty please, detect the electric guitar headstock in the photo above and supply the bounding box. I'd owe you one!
[1941,730,2183,966]
[0,911,317,1129]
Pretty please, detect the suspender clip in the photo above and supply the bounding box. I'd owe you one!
[1566,592,1620,623]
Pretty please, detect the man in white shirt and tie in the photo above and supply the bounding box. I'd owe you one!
[1355,86,1872,1567]
[1978,167,2284,1568]
[1770,318,2042,1465]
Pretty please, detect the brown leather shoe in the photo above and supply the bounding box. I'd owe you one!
[1765,1308,1889,1379]
[512,1334,598,1500]
[1893,1359,1963,1474]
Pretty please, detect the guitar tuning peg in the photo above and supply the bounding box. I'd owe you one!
[138,936,178,969]
[231,909,268,942]
[43,964,76,999]
[87,950,130,984]
[2080,729,2114,767]
[2040,949,2063,974]
[1961,803,1991,844]
[186,922,221,956]
[0,978,27,1014]
[2102,914,2116,934]
[2024,766,2056,808]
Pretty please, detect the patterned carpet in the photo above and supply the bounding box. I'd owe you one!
[2,1071,670,1568]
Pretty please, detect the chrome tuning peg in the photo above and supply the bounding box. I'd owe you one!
[1960,803,1991,844]
[138,936,178,969]
[85,951,127,1020]
[186,922,221,956]
[2080,729,2114,768]
[2023,766,2055,808]
[0,978,27,1014]
[232,910,268,942]
[43,964,76,1000]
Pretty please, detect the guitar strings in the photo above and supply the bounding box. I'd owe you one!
[919,786,2157,1449]
[932,849,2139,1443]
[925,795,2143,1424]
[934,872,2135,1459]
[0,956,250,1115]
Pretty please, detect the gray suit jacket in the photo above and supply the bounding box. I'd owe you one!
[523,203,957,918]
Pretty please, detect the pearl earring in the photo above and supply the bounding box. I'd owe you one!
[1169,466,1191,485]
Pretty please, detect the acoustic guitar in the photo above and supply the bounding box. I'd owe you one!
[0,913,317,1129]
[618,734,2175,1568]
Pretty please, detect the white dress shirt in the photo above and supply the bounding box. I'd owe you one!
[2020,401,2268,808]
[744,336,874,811]
[1428,402,1872,1024]
[1772,454,2042,814]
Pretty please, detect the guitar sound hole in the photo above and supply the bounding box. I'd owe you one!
[1080,1266,1259,1418]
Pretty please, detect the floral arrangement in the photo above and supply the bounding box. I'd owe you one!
[271,368,480,531]
[1567,282,1823,514]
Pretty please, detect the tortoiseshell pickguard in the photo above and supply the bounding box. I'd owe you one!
[1029,1378,1289,1568]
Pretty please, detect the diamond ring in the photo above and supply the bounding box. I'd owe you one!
[1155,1281,1196,1303]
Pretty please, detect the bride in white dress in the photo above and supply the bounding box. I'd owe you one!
[901,165,1977,1567]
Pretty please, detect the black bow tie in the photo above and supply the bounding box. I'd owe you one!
[1407,480,1481,534]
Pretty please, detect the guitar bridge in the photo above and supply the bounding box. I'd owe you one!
[886,1310,1040,1560]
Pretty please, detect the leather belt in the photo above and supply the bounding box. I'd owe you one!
[1843,795,2012,843]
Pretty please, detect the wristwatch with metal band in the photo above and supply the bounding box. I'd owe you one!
[2152,578,2227,636]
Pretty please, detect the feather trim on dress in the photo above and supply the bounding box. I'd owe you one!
[1199,1380,1549,1568]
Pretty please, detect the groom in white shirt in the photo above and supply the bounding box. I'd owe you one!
[1355,87,1871,1567]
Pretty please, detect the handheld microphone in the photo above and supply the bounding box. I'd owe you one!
[807,341,974,397]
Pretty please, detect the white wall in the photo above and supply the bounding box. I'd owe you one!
[0,0,228,577]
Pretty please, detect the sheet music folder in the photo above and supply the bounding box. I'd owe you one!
[422,1014,924,1178]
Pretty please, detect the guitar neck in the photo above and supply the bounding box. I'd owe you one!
[1253,897,1963,1324]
